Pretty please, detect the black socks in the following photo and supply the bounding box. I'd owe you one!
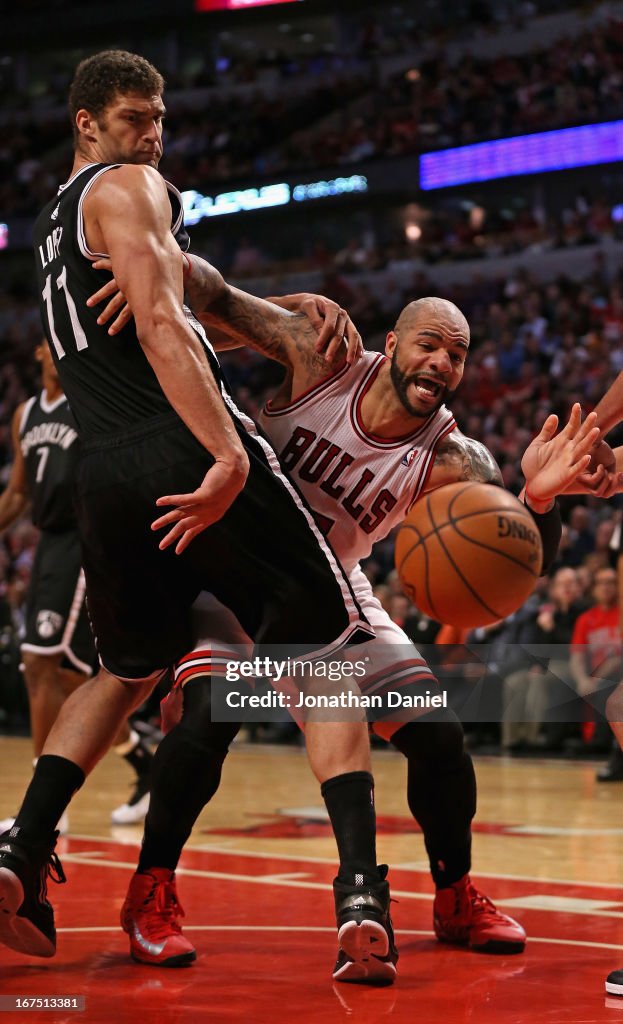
[321,770,378,885]
[14,755,85,840]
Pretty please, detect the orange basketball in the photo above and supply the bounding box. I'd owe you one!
[395,482,543,628]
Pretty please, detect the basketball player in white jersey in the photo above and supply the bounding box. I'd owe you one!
[90,265,601,979]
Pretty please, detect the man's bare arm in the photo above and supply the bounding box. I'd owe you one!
[87,251,353,394]
[88,168,243,462]
[86,165,248,551]
[186,256,346,391]
[199,289,360,366]
[0,405,30,532]
[427,430,503,489]
[264,292,362,366]
[589,371,623,436]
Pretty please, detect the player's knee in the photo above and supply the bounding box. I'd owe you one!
[21,651,60,694]
[305,721,370,782]
[180,676,241,752]
[389,710,465,763]
[97,668,156,712]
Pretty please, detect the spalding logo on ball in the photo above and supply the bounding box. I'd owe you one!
[395,482,543,628]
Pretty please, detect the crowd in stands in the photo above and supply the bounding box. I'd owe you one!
[162,16,623,182]
[3,14,623,218]
[289,22,623,171]
[208,191,621,283]
[2,0,575,106]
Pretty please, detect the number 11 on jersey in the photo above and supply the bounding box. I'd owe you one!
[42,265,89,358]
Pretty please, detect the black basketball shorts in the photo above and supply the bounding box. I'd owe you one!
[75,411,372,681]
[22,528,96,675]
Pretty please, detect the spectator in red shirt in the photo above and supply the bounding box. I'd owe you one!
[570,568,621,756]
[570,568,621,692]
[598,536,623,782]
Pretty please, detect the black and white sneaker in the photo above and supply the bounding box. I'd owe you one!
[332,865,398,986]
[0,827,65,957]
[597,746,623,783]
[111,775,150,825]
[606,968,623,995]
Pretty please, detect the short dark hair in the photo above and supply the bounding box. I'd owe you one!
[68,50,164,137]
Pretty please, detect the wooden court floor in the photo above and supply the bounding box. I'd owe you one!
[2,735,623,1023]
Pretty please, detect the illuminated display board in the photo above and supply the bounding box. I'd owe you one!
[420,120,623,190]
[182,175,368,224]
[195,0,302,11]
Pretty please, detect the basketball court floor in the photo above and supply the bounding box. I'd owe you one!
[2,734,623,1023]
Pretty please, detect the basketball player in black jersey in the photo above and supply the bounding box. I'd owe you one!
[0,50,396,984]
[0,340,154,831]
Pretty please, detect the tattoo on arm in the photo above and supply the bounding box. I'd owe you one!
[190,267,338,373]
[207,292,325,370]
[435,432,504,485]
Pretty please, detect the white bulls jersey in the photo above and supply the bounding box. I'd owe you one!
[258,351,456,573]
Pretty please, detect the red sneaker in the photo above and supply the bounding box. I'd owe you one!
[121,868,196,967]
[433,874,526,954]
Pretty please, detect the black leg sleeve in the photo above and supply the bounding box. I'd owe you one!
[321,771,378,885]
[391,712,476,888]
[138,678,240,873]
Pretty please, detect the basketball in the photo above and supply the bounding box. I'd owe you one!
[395,482,543,628]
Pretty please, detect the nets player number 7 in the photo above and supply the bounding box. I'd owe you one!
[35,447,49,483]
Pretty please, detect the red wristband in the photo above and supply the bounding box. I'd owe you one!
[524,487,553,511]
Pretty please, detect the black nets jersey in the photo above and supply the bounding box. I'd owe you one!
[32,163,217,440]
[19,391,80,531]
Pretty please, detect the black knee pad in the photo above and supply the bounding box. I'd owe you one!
[179,676,241,752]
[390,708,465,763]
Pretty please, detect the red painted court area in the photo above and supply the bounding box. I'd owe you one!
[2,836,623,1023]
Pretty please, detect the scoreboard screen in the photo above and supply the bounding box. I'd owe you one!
[195,0,302,10]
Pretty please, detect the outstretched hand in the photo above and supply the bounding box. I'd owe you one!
[152,459,248,555]
[521,404,601,503]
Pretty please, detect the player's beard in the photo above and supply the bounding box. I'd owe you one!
[390,349,455,417]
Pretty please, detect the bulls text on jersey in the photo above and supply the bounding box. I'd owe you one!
[280,427,398,537]
[259,352,456,571]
